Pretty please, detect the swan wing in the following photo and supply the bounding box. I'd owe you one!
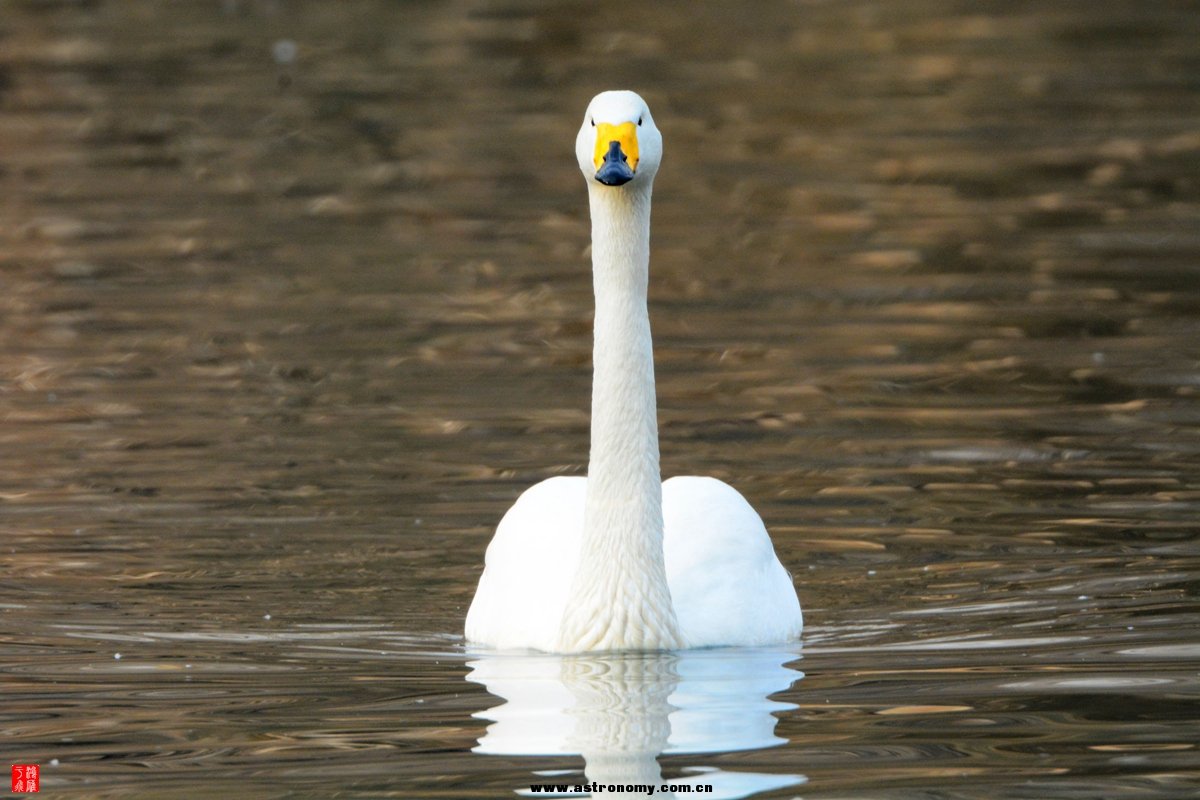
[465,476,586,651]
[662,476,803,648]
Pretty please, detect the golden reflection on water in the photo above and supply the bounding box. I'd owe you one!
[2,0,1199,797]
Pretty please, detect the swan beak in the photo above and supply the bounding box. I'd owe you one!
[593,122,639,186]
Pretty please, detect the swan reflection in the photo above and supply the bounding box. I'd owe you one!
[467,647,806,799]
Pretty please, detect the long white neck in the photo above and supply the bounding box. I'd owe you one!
[557,182,684,652]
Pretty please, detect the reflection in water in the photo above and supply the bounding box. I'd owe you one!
[467,648,805,799]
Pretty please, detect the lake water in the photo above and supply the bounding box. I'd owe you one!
[3,1,1199,797]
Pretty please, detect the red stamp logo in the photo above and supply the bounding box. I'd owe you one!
[10,765,39,793]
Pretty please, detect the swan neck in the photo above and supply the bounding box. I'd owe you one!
[588,185,657,524]
[557,183,682,652]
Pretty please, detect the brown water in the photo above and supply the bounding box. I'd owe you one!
[3,1,1199,797]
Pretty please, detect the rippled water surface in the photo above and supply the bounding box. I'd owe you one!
[3,1,1199,797]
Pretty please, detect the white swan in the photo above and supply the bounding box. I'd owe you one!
[465,90,802,653]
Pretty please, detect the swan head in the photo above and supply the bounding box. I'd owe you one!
[575,91,662,188]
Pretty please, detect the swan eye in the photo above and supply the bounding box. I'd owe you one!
[590,117,595,127]
[638,116,643,126]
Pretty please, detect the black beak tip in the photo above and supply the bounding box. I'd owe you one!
[594,162,635,186]
[594,140,635,186]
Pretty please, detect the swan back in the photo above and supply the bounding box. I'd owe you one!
[465,477,586,651]
[663,477,803,648]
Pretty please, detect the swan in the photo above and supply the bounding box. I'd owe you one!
[465,90,802,653]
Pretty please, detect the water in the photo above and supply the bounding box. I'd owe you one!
[3,0,1199,797]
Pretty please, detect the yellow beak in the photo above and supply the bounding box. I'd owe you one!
[592,122,640,172]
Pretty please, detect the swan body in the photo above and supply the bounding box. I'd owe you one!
[465,91,802,652]
[467,476,802,651]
